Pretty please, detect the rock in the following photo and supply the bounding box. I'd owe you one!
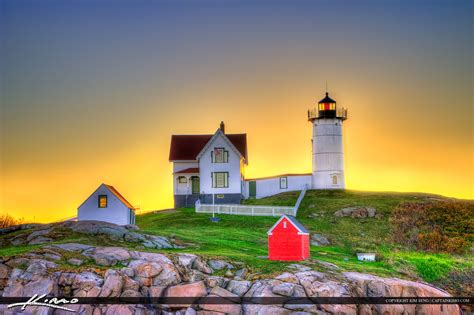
[225,269,234,277]
[26,228,52,242]
[99,269,124,297]
[192,258,213,274]
[210,285,239,298]
[235,268,248,279]
[244,280,282,299]
[275,272,300,284]
[124,231,147,243]
[47,243,93,252]
[72,272,104,291]
[148,285,166,297]
[44,253,62,261]
[243,305,291,315]
[24,277,59,296]
[122,275,140,292]
[314,260,339,270]
[272,282,295,296]
[208,259,233,270]
[67,258,83,266]
[334,206,377,218]
[200,295,242,314]
[121,267,135,277]
[178,254,198,268]
[124,224,140,230]
[166,281,207,307]
[344,272,460,315]
[152,263,181,286]
[226,280,252,296]
[146,235,174,249]
[128,260,163,278]
[120,289,143,297]
[129,251,173,264]
[28,236,54,245]
[84,247,131,266]
[204,276,228,289]
[310,234,330,246]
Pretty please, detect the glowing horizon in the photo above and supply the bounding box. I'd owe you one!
[1,0,472,223]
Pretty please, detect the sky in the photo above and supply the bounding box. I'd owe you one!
[0,0,472,223]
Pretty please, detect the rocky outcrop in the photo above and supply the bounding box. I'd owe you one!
[311,234,330,246]
[0,243,461,315]
[0,220,180,249]
[334,207,377,218]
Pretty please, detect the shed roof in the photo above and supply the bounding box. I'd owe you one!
[78,183,135,210]
[174,167,200,174]
[267,214,309,235]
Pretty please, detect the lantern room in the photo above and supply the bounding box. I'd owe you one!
[318,92,337,118]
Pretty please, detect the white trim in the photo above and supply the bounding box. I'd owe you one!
[196,129,245,163]
[266,214,307,235]
[169,160,198,163]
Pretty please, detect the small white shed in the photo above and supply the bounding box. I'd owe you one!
[77,183,136,225]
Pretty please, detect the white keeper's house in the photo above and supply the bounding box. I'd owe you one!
[169,92,348,207]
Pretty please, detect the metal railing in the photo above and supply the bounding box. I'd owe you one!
[308,107,348,121]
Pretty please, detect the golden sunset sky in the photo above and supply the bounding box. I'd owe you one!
[1,0,472,222]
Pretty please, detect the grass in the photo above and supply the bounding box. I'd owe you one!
[0,189,471,286]
[136,190,473,282]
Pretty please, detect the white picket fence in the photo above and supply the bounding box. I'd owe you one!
[195,185,308,217]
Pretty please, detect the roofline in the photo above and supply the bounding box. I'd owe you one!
[246,173,312,181]
[169,160,198,163]
[267,214,308,235]
[195,129,247,162]
[78,183,136,210]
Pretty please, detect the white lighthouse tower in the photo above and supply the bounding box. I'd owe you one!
[308,92,348,189]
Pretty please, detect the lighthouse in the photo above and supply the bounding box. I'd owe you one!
[308,92,348,189]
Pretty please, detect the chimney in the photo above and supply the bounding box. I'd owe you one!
[220,121,225,133]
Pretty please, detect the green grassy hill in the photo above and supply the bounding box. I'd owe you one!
[137,190,472,285]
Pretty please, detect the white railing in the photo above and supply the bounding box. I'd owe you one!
[195,186,308,217]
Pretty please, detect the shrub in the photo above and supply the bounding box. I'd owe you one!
[0,213,22,228]
[390,201,473,254]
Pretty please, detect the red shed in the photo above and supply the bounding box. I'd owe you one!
[267,214,310,261]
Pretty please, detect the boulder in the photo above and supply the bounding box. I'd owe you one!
[23,277,59,296]
[178,254,198,268]
[199,295,242,314]
[47,243,93,252]
[275,272,300,284]
[72,272,104,291]
[128,260,163,278]
[192,258,213,274]
[272,282,296,296]
[344,272,460,315]
[84,247,131,266]
[235,268,248,279]
[243,305,292,315]
[129,251,173,264]
[310,234,330,246]
[152,263,181,286]
[208,260,233,270]
[28,236,54,245]
[334,206,377,218]
[67,258,83,266]
[226,280,252,296]
[26,228,52,242]
[165,281,207,307]
[124,232,146,243]
[99,270,124,297]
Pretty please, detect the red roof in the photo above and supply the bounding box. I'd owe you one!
[169,134,247,161]
[103,184,136,210]
[245,173,312,181]
[174,167,200,174]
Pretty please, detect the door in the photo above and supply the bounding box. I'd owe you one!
[249,181,256,198]
[191,176,200,194]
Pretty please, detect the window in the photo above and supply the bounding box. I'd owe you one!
[319,103,335,111]
[216,194,224,199]
[332,175,338,185]
[280,177,288,189]
[177,176,187,184]
[212,148,229,163]
[98,195,107,208]
[283,221,287,228]
[212,172,229,188]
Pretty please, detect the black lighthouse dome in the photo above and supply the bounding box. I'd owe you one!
[318,92,337,118]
